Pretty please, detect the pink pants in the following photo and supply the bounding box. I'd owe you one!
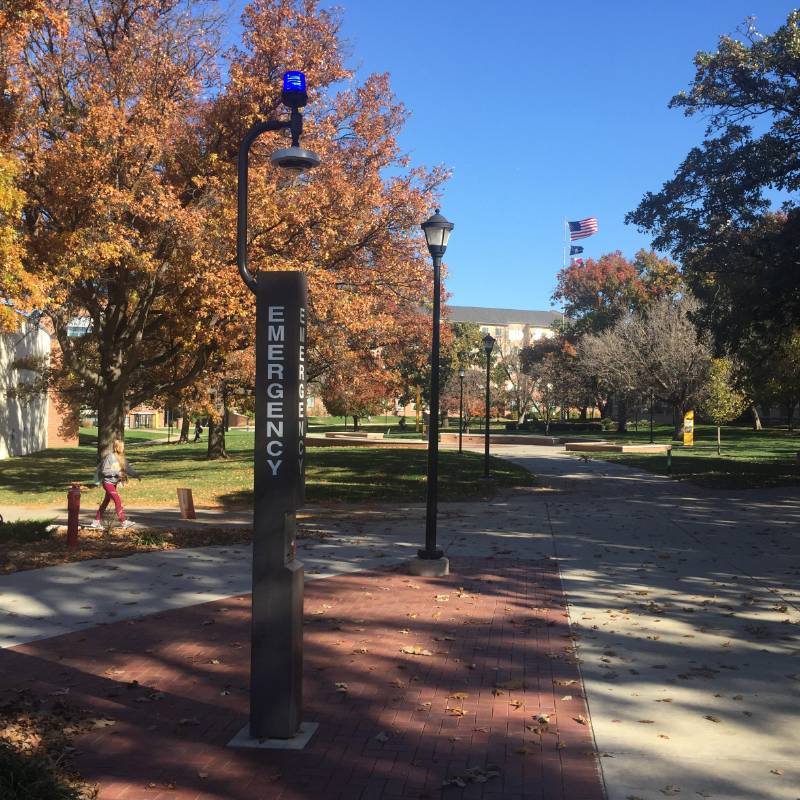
[96,482,126,523]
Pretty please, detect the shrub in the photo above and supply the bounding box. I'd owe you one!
[0,745,84,800]
[0,519,54,542]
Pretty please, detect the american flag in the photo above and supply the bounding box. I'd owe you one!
[568,218,598,241]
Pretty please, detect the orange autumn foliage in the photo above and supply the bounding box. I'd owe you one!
[3,0,447,456]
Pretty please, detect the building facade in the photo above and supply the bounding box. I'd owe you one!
[1,321,78,459]
[447,306,562,350]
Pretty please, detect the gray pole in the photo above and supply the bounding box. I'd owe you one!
[420,254,443,559]
[484,352,491,479]
[458,373,464,455]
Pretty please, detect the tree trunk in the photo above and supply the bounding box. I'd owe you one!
[206,416,228,460]
[672,405,684,440]
[750,405,762,431]
[352,415,360,431]
[97,391,126,461]
[617,396,628,433]
[787,403,794,433]
[580,406,588,421]
[178,414,190,443]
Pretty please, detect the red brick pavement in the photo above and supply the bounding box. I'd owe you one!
[0,557,605,800]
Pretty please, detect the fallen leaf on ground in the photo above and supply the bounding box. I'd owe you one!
[510,700,524,709]
[335,683,348,693]
[770,769,783,775]
[704,715,721,723]
[573,715,588,725]
[400,645,433,656]
[374,731,389,742]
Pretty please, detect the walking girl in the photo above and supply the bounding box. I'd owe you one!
[92,439,141,529]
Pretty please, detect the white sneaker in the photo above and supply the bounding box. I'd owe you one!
[90,520,102,529]
[121,520,137,529]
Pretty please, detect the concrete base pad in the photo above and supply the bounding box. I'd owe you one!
[407,556,450,576]
[227,721,319,750]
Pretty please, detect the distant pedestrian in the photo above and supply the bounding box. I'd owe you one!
[91,439,140,529]
[193,420,203,442]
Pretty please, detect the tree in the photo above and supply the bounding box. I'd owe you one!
[553,249,681,336]
[699,358,748,454]
[319,352,398,431]
[495,340,543,425]
[626,12,800,346]
[579,296,711,437]
[0,152,32,331]
[521,338,580,433]
[738,332,800,432]
[7,0,231,459]
[441,368,485,433]
[5,0,446,460]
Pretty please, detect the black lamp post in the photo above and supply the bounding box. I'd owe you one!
[458,367,465,455]
[410,209,454,576]
[232,71,320,746]
[482,333,495,479]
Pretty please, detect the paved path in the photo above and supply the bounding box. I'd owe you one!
[1,558,602,800]
[2,443,799,799]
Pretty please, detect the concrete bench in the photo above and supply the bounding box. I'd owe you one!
[324,431,385,440]
[439,433,562,446]
[565,442,672,454]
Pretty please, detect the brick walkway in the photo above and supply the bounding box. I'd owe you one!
[0,557,604,800]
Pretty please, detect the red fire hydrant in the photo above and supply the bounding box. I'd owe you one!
[67,482,82,549]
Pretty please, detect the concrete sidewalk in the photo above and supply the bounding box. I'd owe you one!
[1,443,798,799]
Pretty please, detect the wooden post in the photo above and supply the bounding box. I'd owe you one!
[176,488,196,519]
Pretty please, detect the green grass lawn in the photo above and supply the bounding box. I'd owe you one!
[0,428,534,508]
[581,424,800,489]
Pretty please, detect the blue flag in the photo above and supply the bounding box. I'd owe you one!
[569,245,584,256]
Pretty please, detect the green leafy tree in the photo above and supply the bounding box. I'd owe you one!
[627,12,800,347]
[699,358,749,454]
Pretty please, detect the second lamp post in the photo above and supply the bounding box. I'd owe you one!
[410,209,453,577]
[482,333,495,479]
[458,367,465,454]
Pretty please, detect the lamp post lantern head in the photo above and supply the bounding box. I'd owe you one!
[270,70,320,173]
[270,146,320,172]
[421,208,454,257]
[482,333,496,356]
[458,367,465,379]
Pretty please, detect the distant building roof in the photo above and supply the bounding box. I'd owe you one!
[446,306,562,328]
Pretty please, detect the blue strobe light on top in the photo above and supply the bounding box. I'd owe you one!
[283,71,306,93]
[282,70,308,108]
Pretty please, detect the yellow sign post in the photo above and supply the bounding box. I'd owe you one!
[683,410,694,447]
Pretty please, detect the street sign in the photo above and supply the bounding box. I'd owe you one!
[683,409,694,447]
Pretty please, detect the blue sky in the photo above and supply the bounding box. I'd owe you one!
[225,1,793,311]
